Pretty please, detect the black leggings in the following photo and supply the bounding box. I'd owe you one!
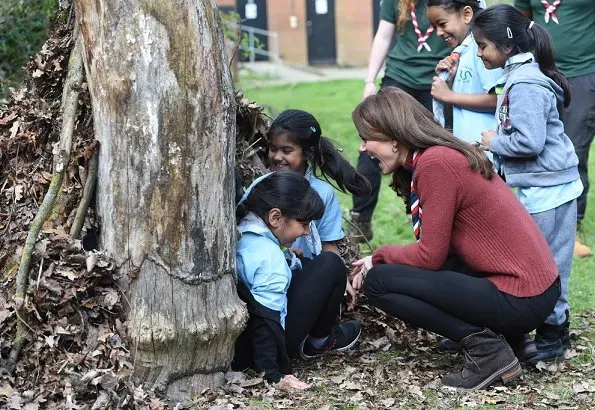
[364,264,560,342]
[285,251,347,352]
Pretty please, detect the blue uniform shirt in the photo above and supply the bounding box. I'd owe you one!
[452,34,502,149]
[293,168,344,259]
[236,212,292,328]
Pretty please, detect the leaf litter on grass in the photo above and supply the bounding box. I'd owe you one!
[190,306,594,410]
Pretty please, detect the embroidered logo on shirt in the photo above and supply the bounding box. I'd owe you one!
[458,67,473,82]
[498,88,512,133]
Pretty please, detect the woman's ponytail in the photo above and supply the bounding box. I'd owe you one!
[530,24,571,106]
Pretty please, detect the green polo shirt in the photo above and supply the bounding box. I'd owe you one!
[381,0,449,90]
[514,0,595,78]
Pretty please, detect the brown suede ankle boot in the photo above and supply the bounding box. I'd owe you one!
[442,328,523,390]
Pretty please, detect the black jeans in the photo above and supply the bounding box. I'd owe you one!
[560,72,595,224]
[352,76,433,221]
[285,251,346,352]
[363,263,560,342]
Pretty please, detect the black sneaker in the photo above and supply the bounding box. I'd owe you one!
[300,320,361,359]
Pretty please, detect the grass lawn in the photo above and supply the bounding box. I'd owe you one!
[205,79,595,409]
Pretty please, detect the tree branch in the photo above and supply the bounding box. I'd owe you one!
[70,146,98,239]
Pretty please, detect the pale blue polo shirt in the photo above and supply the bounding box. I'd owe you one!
[292,168,344,260]
[517,177,583,214]
[452,34,502,149]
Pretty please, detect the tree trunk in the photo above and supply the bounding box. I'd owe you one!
[74,0,247,400]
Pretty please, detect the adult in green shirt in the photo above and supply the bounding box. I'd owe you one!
[515,0,595,259]
[351,0,449,240]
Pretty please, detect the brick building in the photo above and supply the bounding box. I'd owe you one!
[217,0,382,66]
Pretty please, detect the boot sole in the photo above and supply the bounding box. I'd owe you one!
[470,358,523,390]
[299,329,361,360]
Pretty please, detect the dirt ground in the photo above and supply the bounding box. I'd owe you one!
[191,304,595,410]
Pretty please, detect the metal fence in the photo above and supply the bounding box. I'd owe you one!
[233,24,280,63]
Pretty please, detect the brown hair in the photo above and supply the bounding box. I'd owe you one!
[397,0,417,32]
[352,87,493,200]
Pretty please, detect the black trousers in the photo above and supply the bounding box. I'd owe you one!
[285,251,347,352]
[363,263,560,342]
[352,76,433,221]
[560,72,595,224]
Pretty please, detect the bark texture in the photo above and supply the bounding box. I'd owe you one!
[75,0,247,399]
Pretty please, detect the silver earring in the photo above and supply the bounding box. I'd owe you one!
[392,146,399,153]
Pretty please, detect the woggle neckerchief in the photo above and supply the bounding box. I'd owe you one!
[410,149,424,242]
[410,4,434,52]
[541,0,562,24]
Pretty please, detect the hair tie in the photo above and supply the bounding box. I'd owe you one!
[506,27,513,39]
[528,21,534,30]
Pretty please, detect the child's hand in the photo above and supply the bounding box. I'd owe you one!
[435,55,458,79]
[290,247,303,257]
[277,374,310,390]
[481,130,497,151]
[431,77,453,103]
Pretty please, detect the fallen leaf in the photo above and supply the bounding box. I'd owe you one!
[86,252,98,272]
[102,288,120,309]
[13,185,23,202]
[9,121,20,139]
[0,383,13,398]
[572,381,595,393]
[0,112,17,125]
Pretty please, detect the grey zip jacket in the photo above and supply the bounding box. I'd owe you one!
[490,53,579,188]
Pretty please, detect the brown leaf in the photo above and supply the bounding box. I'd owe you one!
[0,112,17,125]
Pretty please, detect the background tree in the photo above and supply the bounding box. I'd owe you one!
[74,0,247,399]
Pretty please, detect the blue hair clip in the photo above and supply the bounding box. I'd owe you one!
[310,126,317,133]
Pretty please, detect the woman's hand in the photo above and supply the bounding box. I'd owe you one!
[277,374,310,390]
[431,76,453,103]
[480,130,497,151]
[350,256,373,292]
[435,55,458,76]
[345,280,358,311]
[363,82,377,99]
[351,272,364,293]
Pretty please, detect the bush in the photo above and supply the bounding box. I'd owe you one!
[0,0,58,97]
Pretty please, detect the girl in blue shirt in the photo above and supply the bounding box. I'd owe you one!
[266,109,371,307]
[427,0,502,148]
[233,171,361,390]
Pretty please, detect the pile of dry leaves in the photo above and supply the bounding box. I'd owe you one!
[0,9,166,409]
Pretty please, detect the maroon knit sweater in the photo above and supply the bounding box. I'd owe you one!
[372,146,558,297]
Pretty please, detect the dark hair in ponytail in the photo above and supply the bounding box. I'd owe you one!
[427,0,481,13]
[237,171,324,223]
[472,4,571,106]
[268,109,371,197]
